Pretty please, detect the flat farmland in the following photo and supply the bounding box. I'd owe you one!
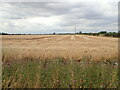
[2,35,118,61]
[2,35,118,88]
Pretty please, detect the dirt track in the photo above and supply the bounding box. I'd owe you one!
[2,35,118,61]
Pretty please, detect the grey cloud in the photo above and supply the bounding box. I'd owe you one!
[1,2,84,19]
[0,2,118,33]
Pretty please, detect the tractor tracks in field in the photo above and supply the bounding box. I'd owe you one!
[2,36,54,41]
[70,35,76,40]
[76,35,91,40]
[40,35,69,51]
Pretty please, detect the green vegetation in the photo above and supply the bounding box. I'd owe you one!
[0,33,8,35]
[76,31,119,37]
[2,58,118,88]
[1,31,119,37]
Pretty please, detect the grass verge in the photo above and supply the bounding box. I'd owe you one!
[2,58,118,88]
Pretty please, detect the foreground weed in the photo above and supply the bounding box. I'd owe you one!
[2,58,118,88]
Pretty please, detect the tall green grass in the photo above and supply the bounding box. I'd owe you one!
[2,58,118,88]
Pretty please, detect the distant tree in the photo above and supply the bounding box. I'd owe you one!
[1,32,8,35]
[79,31,82,34]
[53,32,55,35]
[99,31,107,34]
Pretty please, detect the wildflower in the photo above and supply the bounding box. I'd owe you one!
[114,62,118,66]
[112,62,118,68]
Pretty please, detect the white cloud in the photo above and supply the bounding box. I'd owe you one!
[0,1,118,34]
[27,16,63,27]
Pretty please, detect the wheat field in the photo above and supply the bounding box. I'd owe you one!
[2,35,118,61]
[2,35,118,88]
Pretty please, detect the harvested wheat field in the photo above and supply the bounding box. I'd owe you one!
[2,35,118,61]
[2,35,119,88]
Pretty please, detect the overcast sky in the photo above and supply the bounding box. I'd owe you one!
[0,0,119,34]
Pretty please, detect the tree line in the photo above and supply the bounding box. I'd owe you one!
[76,31,119,37]
[1,31,119,37]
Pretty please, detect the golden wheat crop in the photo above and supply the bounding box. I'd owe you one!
[2,35,118,61]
